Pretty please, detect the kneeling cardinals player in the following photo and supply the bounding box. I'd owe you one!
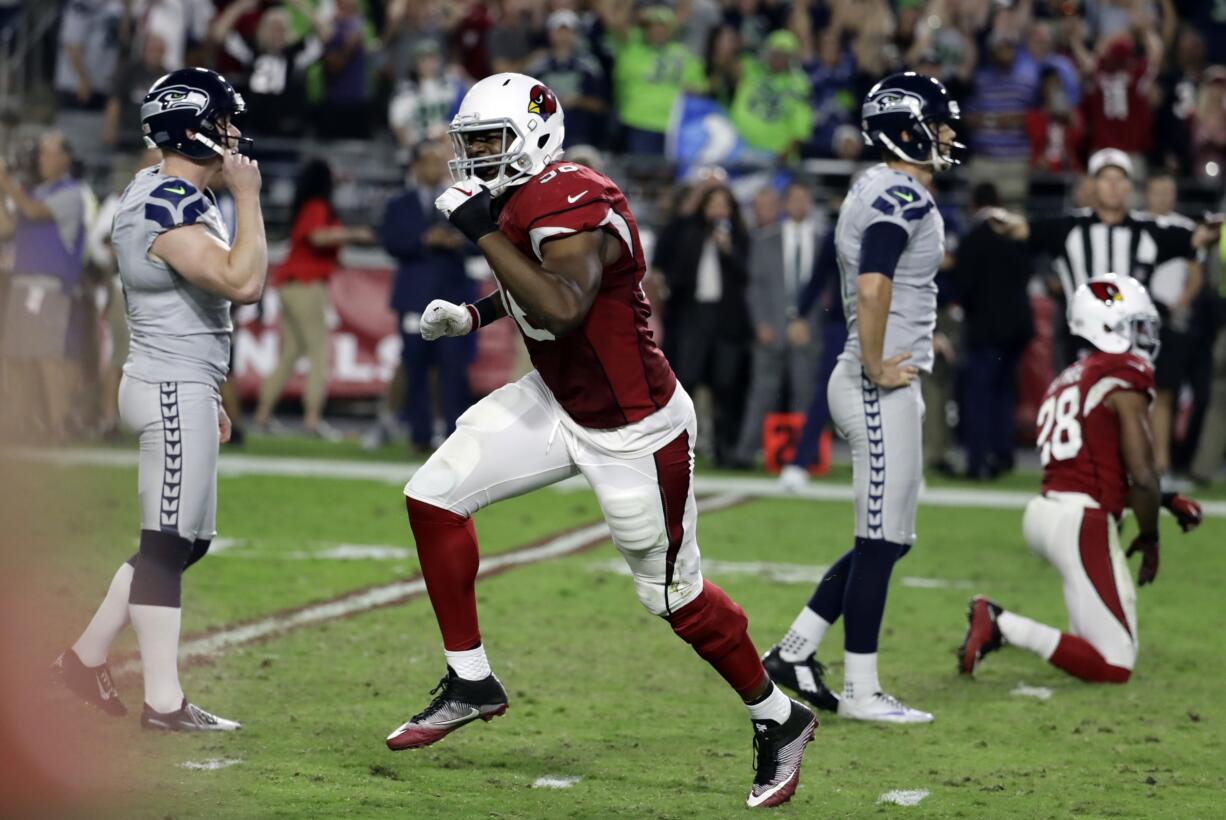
[383,74,816,808]
[959,275,1203,683]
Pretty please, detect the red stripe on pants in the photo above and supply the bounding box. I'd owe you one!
[1078,508,1132,638]
[652,430,690,598]
[1049,633,1132,683]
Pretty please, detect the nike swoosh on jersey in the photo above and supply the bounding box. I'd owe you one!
[567,190,589,204]
[893,191,915,202]
[164,185,187,195]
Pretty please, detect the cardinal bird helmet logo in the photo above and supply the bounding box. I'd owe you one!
[527,84,557,121]
[1088,280,1124,305]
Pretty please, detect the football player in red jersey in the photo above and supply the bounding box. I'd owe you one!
[959,275,1203,683]
[382,74,815,808]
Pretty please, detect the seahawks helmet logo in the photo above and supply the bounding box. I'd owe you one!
[527,84,557,122]
[862,88,924,118]
[145,84,211,115]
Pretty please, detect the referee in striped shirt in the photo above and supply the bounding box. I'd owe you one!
[987,148,1221,303]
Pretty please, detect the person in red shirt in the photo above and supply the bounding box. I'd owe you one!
[1081,30,1162,156]
[253,159,373,437]
[959,275,1203,684]
[382,74,815,809]
[1026,67,1085,173]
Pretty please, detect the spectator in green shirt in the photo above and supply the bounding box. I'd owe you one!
[603,4,706,155]
[729,30,812,161]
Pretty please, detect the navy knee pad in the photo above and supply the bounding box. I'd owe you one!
[184,538,211,571]
[129,529,191,607]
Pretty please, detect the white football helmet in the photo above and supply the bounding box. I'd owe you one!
[446,73,566,197]
[1068,274,1161,362]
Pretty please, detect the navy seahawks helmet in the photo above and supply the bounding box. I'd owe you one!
[861,72,962,170]
[141,68,252,161]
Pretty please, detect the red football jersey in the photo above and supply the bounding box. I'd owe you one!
[1037,351,1155,518]
[495,161,677,429]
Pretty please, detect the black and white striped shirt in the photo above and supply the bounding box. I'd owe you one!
[1028,208,1196,298]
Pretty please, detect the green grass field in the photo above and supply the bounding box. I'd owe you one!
[25,441,1226,818]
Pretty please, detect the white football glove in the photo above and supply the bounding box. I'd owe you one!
[420,299,473,341]
[434,176,489,220]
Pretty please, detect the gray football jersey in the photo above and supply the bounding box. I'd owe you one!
[837,163,945,373]
[112,165,232,387]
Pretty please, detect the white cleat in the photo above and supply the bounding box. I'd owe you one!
[837,691,933,724]
[778,465,810,493]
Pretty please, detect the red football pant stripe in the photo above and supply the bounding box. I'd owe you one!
[653,430,690,596]
[1049,633,1131,683]
[1078,508,1132,638]
[668,581,767,696]
[406,497,482,651]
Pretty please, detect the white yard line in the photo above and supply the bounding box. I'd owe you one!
[111,493,746,676]
[13,447,1226,517]
[589,558,972,590]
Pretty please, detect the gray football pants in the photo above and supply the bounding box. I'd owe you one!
[827,356,923,546]
[118,375,219,542]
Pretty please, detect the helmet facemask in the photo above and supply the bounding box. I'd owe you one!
[448,117,537,197]
[190,112,253,157]
[1126,314,1161,363]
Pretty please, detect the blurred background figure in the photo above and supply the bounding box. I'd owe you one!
[732,179,822,469]
[53,0,125,170]
[603,3,705,155]
[728,30,811,162]
[0,132,91,443]
[318,0,371,139]
[965,30,1035,208]
[253,159,374,439]
[1144,173,1202,479]
[654,183,751,465]
[527,10,608,150]
[780,195,847,491]
[381,142,474,454]
[388,39,466,163]
[955,182,1034,481]
[210,0,328,139]
[86,146,164,439]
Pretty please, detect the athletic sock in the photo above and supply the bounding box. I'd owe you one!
[745,682,792,724]
[842,650,881,700]
[406,497,482,651]
[72,562,134,667]
[129,603,185,713]
[778,607,831,662]
[997,611,1061,660]
[446,644,491,681]
[807,547,853,623]
[668,581,767,697]
[842,537,905,653]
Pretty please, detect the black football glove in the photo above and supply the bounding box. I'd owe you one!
[1126,532,1160,587]
[434,177,498,244]
[1161,492,1203,533]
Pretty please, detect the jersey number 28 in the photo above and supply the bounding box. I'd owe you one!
[1036,385,1083,465]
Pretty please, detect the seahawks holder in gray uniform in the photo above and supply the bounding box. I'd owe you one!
[54,67,266,731]
[762,72,962,724]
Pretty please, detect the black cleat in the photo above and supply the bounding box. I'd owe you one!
[141,698,241,731]
[746,698,817,808]
[959,595,1004,677]
[386,667,508,750]
[53,649,127,717]
[762,646,840,712]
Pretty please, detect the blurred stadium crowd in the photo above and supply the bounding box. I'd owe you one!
[0,0,1224,486]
